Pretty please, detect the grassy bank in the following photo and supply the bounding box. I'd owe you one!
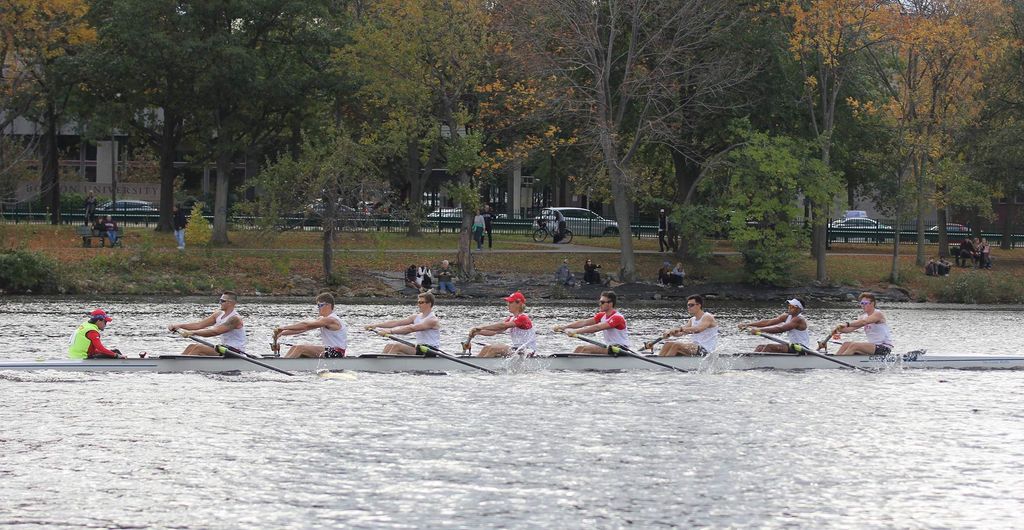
[1,223,1022,302]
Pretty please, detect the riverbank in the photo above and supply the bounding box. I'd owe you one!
[2,223,1022,303]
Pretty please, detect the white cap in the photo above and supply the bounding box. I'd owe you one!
[786,298,803,310]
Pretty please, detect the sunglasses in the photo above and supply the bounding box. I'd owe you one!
[317,302,328,308]
[599,300,611,304]
[859,300,871,305]
[686,303,697,307]
[218,298,230,303]
[417,300,430,304]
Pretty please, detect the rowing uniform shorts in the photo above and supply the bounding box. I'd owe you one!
[696,345,710,356]
[324,347,346,358]
[873,345,892,356]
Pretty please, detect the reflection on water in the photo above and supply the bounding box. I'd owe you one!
[2,298,1023,528]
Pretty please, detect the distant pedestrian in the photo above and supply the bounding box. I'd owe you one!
[83,190,97,225]
[583,259,602,285]
[473,209,486,250]
[104,215,119,246]
[483,204,494,248]
[173,203,188,250]
[555,258,576,287]
[657,209,669,252]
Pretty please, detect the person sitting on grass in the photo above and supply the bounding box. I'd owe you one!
[583,259,602,285]
[555,258,576,287]
[436,260,457,295]
[405,264,419,290]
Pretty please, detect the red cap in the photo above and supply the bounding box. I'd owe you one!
[503,291,526,304]
[89,309,112,322]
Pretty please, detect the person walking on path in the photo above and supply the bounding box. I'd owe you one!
[173,203,188,250]
[483,204,494,249]
[473,209,486,250]
[657,209,669,252]
[273,293,348,358]
[83,190,97,225]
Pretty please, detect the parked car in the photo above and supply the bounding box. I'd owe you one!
[96,199,158,213]
[539,207,619,237]
[927,223,971,233]
[426,207,508,220]
[828,217,891,230]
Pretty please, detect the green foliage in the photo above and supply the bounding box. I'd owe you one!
[0,249,58,293]
[442,182,482,216]
[718,120,841,285]
[185,203,212,247]
[446,132,485,175]
[937,271,1024,304]
[674,205,718,263]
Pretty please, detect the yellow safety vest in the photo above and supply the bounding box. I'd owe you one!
[68,322,101,360]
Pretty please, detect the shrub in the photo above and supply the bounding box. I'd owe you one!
[0,249,58,293]
[184,202,212,247]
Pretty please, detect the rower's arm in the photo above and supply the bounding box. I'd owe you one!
[169,312,217,332]
[759,316,803,335]
[741,315,785,329]
[391,315,439,335]
[470,321,514,337]
[572,321,611,335]
[689,314,716,333]
[847,311,884,329]
[554,317,595,332]
[366,315,415,330]
[194,314,242,338]
[275,316,336,337]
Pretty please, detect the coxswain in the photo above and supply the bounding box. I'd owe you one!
[739,298,811,352]
[167,291,246,356]
[465,291,537,357]
[272,293,348,358]
[553,291,629,354]
[68,309,123,359]
[658,295,718,356]
[829,292,893,356]
[364,292,441,355]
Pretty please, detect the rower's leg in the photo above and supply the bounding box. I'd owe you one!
[478,344,511,358]
[572,345,610,355]
[659,342,700,356]
[756,343,789,353]
[285,344,324,358]
[382,343,418,355]
[183,344,218,356]
[835,342,876,356]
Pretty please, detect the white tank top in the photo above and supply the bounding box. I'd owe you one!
[599,310,629,347]
[506,313,537,352]
[320,313,347,349]
[216,309,246,350]
[861,312,894,347]
[690,313,718,352]
[785,313,811,349]
[414,311,440,348]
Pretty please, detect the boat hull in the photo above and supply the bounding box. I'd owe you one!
[2,353,1024,373]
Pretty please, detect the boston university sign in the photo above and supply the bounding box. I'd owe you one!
[16,180,161,202]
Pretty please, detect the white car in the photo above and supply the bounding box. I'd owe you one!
[96,200,158,212]
[540,207,619,237]
[828,217,891,230]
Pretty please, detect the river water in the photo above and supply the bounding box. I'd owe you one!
[2,298,1023,528]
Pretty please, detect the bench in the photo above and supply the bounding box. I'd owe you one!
[75,225,122,247]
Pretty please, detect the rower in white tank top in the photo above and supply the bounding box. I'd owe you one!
[364,293,442,355]
[689,313,718,353]
[467,291,537,358]
[320,313,348,350]
[553,292,630,355]
[831,294,893,356]
[861,313,893,347]
[785,313,811,350]
[414,311,441,348]
[215,309,246,350]
[739,298,810,353]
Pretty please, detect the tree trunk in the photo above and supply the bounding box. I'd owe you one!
[156,112,181,232]
[914,154,926,266]
[606,162,637,282]
[1000,193,1014,250]
[936,205,948,258]
[457,208,474,277]
[890,202,902,283]
[405,139,426,237]
[212,151,231,244]
[671,149,700,260]
[322,192,336,281]
[42,102,61,225]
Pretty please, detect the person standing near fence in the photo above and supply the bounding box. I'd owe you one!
[83,190,96,225]
[104,215,119,246]
[473,209,486,250]
[483,204,494,248]
[173,203,188,250]
[657,209,669,252]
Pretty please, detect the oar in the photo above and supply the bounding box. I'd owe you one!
[641,336,665,352]
[752,330,874,373]
[373,331,497,374]
[178,331,294,376]
[816,330,840,352]
[570,333,688,373]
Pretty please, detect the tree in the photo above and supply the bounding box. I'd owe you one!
[247,128,382,281]
[339,0,492,275]
[782,0,888,281]
[1,0,96,223]
[506,0,747,282]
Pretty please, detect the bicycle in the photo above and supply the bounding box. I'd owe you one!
[532,218,573,244]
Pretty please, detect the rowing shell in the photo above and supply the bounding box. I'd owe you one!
[1,352,1024,373]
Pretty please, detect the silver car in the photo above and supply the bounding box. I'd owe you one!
[541,207,620,237]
